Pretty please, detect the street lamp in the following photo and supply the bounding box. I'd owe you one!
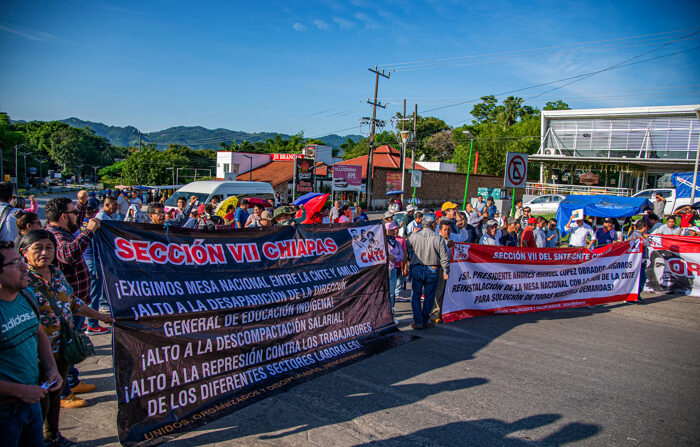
[399,131,411,202]
[461,130,475,210]
[37,159,47,187]
[691,107,700,204]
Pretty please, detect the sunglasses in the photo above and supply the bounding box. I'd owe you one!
[64,210,79,216]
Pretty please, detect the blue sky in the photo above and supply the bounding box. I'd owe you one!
[1,0,699,142]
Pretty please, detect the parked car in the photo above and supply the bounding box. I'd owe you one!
[523,194,566,215]
[632,188,692,216]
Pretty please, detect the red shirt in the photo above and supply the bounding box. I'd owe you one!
[521,226,536,248]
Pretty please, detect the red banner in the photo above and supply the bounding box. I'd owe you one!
[645,235,700,297]
[442,241,642,322]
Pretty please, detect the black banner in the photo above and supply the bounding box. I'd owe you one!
[95,220,413,446]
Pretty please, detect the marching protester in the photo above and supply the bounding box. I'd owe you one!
[197,204,224,230]
[473,195,486,216]
[245,204,264,228]
[627,220,650,304]
[116,190,129,220]
[272,205,305,226]
[20,230,113,444]
[124,204,148,223]
[500,218,519,246]
[129,190,142,208]
[387,198,400,215]
[512,199,524,220]
[484,196,498,219]
[520,217,537,248]
[174,196,188,217]
[233,199,250,229]
[652,192,666,220]
[385,221,404,325]
[222,205,236,224]
[595,218,619,247]
[337,205,352,223]
[329,200,340,223]
[406,211,423,234]
[533,217,547,248]
[0,240,63,447]
[652,215,681,235]
[0,182,18,242]
[565,213,596,248]
[15,211,42,248]
[147,197,195,227]
[183,208,199,229]
[353,203,369,223]
[479,219,500,246]
[546,218,561,247]
[519,206,532,229]
[406,214,449,330]
[428,219,453,323]
[44,198,101,410]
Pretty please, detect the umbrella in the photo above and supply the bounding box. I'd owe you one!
[386,190,405,196]
[245,197,272,208]
[293,192,324,206]
[296,193,329,223]
[215,195,238,218]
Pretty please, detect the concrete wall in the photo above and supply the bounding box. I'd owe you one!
[370,167,524,209]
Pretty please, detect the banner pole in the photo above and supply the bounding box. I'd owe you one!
[462,138,474,210]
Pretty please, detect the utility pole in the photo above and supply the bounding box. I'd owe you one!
[400,99,406,202]
[365,66,390,210]
[412,104,418,201]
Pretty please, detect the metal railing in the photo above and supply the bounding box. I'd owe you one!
[525,182,633,197]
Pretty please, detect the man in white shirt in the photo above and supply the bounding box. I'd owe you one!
[116,189,129,220]
[473,195,486,216]
[129,190,143,208]
[652,216,681,235]
[565,214,596,248]
[479,220,499,245]
[95,197,118,221]
[329,200,340,223]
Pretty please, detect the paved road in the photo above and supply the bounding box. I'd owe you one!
[61,292,700,446]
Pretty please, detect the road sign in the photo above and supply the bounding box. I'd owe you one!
[504,152,528,189]
[410,170,422,188]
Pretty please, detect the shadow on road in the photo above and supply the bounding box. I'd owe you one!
[357,414,599,447]
[163,302,624,446]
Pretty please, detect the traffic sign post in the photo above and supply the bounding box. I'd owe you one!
[504,152,528,217]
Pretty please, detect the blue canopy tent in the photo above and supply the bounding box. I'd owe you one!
[555,195,653,236]
[671,172,700,198]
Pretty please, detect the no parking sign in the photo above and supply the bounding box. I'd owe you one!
[504,152,528,189]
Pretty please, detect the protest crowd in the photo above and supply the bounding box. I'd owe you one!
[1,183,699,446]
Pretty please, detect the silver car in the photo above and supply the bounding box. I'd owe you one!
[523,194,566,214]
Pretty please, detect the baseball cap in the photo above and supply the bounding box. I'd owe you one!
[527,217,537,224]
[406,204,415,212]
[383,211,393,219]
[260,210,273,220]
[422,213,437,225]
[603,218,614,223]
[384,221,398,231]
[486,219,498,227]
[273,206,295,219]
[441,201,458,211]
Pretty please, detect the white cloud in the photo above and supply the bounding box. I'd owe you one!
[0,24,57,42]
[333,17,355,30]
[353,12,377,30]
[292,22,306,32]
[313,19,330,31]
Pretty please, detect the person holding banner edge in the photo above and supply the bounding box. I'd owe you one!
[627,219,650,305]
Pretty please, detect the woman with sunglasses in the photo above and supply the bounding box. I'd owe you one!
[18,230,113,447]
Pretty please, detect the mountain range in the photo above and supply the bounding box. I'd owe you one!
[60,117,362,150]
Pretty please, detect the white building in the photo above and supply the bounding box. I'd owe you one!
[216,152,271,178]
[418,161,457,173]
[530,104,700,194]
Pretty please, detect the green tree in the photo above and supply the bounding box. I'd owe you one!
[544,100,571,110]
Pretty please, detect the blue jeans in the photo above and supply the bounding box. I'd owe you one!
[85,260,104,328]
[638,262,647,295]
[388,268,398,311]
[395,271,405,297]
[411,265,439,326]
[0,401,44,447]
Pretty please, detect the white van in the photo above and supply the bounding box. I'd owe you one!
[164,181,277,211]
